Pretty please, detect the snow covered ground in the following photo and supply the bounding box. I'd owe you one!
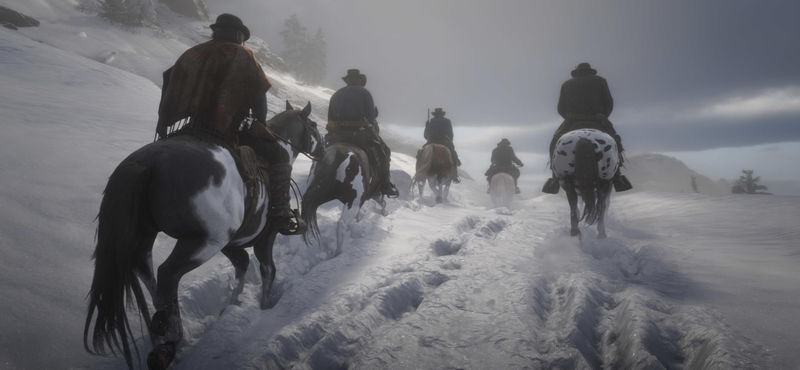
[2,2,800,370]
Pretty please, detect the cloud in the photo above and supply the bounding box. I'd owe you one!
[698,87,800,119]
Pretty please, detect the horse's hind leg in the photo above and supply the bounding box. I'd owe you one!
[132,231,160,310]
[565,183,581,238]
[221,247,250,308]
[253,231,279,310]
[148,237,225,370]
[597,183,612,239]
[376,195,387,216]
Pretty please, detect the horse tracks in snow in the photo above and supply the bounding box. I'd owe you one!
[100,187,779,370]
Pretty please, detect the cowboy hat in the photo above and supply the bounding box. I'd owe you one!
[432,108,446,116]
[210,14,250,41]
[342,69,362,83]
[571,62,597,77]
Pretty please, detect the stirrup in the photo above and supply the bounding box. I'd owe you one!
[382,184,400,198]
[613,175,633,192]
[277,208,307,235]
[452,174,461,184]
[515,187,521,195]
[542,178,560,194]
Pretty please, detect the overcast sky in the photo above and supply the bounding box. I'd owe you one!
[211,0,800,153]
[209,0,800,192]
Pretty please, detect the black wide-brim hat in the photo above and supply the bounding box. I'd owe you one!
[432,108,446,116]
[342,69,361,83]
[210,13,250,41]
[571,62,597,77]
[499,138,511,145]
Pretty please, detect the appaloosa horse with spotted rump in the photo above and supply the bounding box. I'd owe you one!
[551,128,619,239]
[83,102,324,370]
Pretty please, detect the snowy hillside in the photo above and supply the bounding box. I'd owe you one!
[624,153,731,195]
[2,2,800,370]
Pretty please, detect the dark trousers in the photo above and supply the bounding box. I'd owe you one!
[485,165,520,185]
[425,138,460,166]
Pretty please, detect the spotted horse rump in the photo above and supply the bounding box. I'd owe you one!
[552,128,619,181]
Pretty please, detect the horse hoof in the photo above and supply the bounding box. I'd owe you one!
[151,311,168,337]
[435,196,443,204]
[598,233,607,240]
[570,229,581,237]
[147,343,177,370]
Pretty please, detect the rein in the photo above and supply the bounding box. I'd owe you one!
[274,133,322,162]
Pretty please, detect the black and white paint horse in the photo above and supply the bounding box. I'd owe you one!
[552,128,619,239]
[413,143,454,204]
[83,102,324,370]
[302,140,387,256]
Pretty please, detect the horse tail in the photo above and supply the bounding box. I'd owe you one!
[413,145,435,184]
[302,153,338,245]
[431,145,453,183]
[84,161,154,369]
[574,138,600,225]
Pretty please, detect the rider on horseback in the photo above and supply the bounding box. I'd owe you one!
[155,14,296,233]
[424,108,461,184]
[327,69,399,198]
[485,138,523,194]
[542,62,632,194]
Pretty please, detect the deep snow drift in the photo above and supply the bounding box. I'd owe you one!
[2,2,799,369]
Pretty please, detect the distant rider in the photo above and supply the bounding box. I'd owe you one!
[424,108,461,183]
[327,69,399,197]
[155,14,296,232]
[485,138,523,194]
[542,62,632,194]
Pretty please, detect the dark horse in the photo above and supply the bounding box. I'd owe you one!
[83,102,324,370]
[551,128,619,239]
[302,141,387,256]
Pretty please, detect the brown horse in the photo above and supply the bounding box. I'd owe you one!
[413,143,454,204]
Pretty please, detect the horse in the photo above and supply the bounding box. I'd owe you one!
[489,172,515,208]
[301,137,389,256]
[551,128,618,239]
[412,143,454,204]
[83,101,324,370]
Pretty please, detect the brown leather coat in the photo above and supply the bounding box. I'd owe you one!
[157,39,271,139]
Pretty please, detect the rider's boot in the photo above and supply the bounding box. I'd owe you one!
[542,176,560,194]
[452,163,461,184]
[514,178,521,194]
[613,169,633,192]
[379,156,399,198]
[266,163,300,234]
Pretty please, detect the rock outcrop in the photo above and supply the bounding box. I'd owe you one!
[0,6,40,30]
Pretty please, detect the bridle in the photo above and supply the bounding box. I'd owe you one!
[273,115,323,162]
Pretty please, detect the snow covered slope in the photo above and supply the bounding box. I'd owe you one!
[624,153,731,195]
[2,2,799,370]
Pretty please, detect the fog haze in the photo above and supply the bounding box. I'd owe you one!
[207,0,800,193]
